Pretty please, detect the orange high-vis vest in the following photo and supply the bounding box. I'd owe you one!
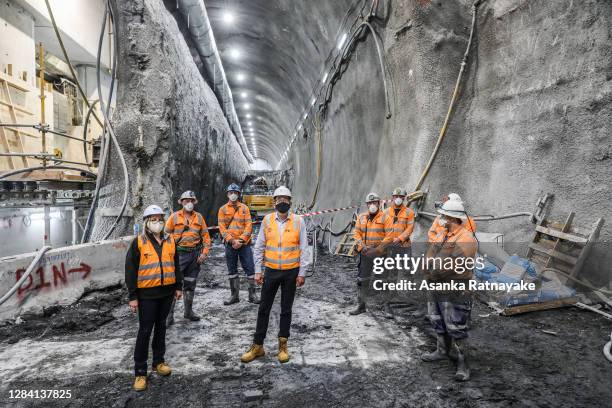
[382,205,415,246]
[263,213,302,270]
[428,215,477,243]
[353,211,388,252]
[218,202,253,244]
[165,209,211,254]
[137,234,176,288]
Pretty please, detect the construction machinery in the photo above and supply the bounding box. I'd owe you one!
[242,176,275,220]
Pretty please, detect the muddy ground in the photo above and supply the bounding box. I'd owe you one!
[1,246,611,407]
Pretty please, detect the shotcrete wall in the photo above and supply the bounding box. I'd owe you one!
[90,0,250,240]
[290,0,611,281]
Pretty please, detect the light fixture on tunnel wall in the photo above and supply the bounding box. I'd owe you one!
[322,72,329,83]
[338,33,348,50]
[303,113,308,120]
[222,11,235,25]
[311,97,316,106]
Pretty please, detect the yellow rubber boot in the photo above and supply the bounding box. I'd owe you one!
[154,362,172,376]
[133,376,147,391]
[241,344,265,363]
[278,337,289,363]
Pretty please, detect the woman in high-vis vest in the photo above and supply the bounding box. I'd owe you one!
[240,186,311,364]
[125,205,183,392]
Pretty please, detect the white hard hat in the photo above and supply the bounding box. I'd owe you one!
[178,190,197,204]
[143,205,164,219]
[273,186,292,198]
[437,200,467,219]
[365,192,380,202]
[447,193,462,202]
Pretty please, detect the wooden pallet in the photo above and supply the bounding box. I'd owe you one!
[335,232,357,257]
[501,297,578,316]
[0,70,32,169]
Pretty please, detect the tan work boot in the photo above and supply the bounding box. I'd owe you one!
[278,337,289,363]
[241,344,265,363]
[133,376,147,391]
[154,362,172,376]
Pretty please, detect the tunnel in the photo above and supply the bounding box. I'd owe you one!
[0,0,611,406]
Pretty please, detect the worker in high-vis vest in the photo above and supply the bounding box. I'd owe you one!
[240,186,310,364]
[422,199,477,382]
[125,205,183,392]
[165,190,211,323]
[380,187,415,318]
[218,183,259,305]
[349,192,388,316]
[428,193,476,242]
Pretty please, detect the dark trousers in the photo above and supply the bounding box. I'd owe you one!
[224,244,255,278]
[179,251,200,291]
[253,267,299,344]
[134,296,173,375]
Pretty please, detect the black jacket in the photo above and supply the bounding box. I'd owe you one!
[125,232,183,301]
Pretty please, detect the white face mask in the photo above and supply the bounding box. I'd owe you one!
[228,193,239,202]
[147,220,164,234]
[183,202,194,212]
[368,204,378,214]
[394,197,404,206]
[439,217,448,227]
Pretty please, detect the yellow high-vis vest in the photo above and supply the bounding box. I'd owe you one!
[263,213,301,270]
[137,234,176,288]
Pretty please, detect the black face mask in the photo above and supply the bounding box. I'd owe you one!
[275,202,291,214]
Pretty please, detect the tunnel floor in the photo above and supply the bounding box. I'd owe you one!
[1,247,610,407]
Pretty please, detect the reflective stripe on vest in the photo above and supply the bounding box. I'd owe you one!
[263,213,301,270]
[170,211,204,247]
[137,234,176,288]
[356,212,387,246]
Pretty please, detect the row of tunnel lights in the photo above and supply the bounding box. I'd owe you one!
[275,32,348,170]
[220,11,350,164]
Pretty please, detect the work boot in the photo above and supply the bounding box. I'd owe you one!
[153,362,172,376]
[421,334,449,362]
[451,338,470,381]
[183,290,201,321]
[383,302,394,319]
[240,344,265,363]
[278,337,290,363]
[349,285,366,315]
[247,278,260,304]
[133,376,147,392]
[224,278,240,305]
[167,298,176,326]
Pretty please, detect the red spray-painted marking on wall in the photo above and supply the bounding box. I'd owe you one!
[16,262,92,297]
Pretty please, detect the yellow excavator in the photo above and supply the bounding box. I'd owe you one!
[242,176,275,220]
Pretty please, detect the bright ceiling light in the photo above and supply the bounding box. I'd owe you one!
[303,113,308,120]
[298,124,302,130]
[222,11,235,25]
[229,48,241,59]
[244,103,251,109]
[338,33,348,50]
[236,73,246,82]
[240,92,247,98]
[311,97,316,106]
[246,113,251,118]
[322,72,328,83]
[247,121,253,126]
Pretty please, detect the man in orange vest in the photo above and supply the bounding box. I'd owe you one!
[422,199,477,382]
[349,192,388,316]
[381,187,415,318]
[125,205,183,391]
[218,183,259,305]
[240,186,310,364]
[165,190,211,323]
[428,193,476,242]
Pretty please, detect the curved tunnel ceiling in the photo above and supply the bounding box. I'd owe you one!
[205,0,358,165]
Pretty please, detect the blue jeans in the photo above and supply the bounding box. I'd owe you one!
[224,244,255,278]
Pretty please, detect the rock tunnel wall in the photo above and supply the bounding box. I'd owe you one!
[90,0,250,240]
[290,0,611,282]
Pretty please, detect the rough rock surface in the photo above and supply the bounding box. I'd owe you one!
[90,0,250,240]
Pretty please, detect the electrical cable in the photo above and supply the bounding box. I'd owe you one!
[44,0,103,128]
[0,246,51,306]
[413,0,482,191]
[0,165,96,180]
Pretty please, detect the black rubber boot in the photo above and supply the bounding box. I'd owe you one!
[167,298,176,326]
[183,290,201,321]
[349,285,366,315]
[451,338,470,381]
[421,334,449,362]
[223,278,240,305]
[247,278,260,304]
